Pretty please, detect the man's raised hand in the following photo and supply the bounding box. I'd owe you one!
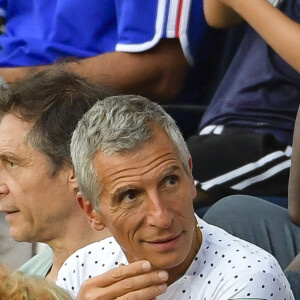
[76,261,168,300]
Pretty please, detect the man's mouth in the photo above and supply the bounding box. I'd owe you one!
[145,232,182,250]
[149,233,181,243]
[2,209,20,222]
[6,210,19,214]
[1,208,19,214]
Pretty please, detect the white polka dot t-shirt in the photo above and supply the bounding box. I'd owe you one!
[57,237,126,298]
[156,217,294,300]
[57,216,294,299]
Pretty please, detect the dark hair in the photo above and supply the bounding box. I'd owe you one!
[0,67,112,175]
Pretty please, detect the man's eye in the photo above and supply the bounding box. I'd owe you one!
[166,175,178,186]
[121,190,138,202]
[9,161,18,168]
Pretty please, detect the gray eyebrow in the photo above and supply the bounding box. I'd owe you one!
[161,165,180,177]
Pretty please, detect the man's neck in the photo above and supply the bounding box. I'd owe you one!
[45,222,110,282]
[167,224,202,286]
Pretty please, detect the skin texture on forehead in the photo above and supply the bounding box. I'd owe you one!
[0,114,34,162]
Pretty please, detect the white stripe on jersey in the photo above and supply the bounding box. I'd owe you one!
[201,146,292,191]
[166,0,180,37]
[116,0,166,52]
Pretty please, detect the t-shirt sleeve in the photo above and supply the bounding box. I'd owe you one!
[114,0,211,65]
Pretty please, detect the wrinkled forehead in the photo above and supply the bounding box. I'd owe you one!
[94,131,183,183]
[0,114,34,143]
[0,114,46,162]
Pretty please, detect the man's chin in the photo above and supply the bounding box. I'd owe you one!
[10,230,33,243]
[148,252,187,271]
[11,235,26,242]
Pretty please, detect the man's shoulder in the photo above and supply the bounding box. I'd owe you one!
[59,236,125,271]
[198,217,284,277]
[18,245,53,278]
[56,237,127,298]
[196,219,294,298]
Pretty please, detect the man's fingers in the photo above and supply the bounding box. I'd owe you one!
[98,268,168,299]
[116,283,167,300]
[78,281,167,300]
[90,261,152,287]
[77,261,169,300]
[115,269,168,292]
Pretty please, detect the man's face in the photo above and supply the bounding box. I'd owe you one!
[93,126,197,273]
[0,114,76,242]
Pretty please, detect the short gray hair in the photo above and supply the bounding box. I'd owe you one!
[70,95,190,212]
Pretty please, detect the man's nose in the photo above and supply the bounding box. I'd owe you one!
[146,192,173,228]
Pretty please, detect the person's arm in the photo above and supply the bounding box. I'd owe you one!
[288,106,300,226]
[286,252,300,271]
[205,0,300,73]
[0,39,189,103]
[203,0,243,28]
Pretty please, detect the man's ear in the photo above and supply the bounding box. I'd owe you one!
[188,156,193,172]
[68,167,78,192]
[77,192,105,232]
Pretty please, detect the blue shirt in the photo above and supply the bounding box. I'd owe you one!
[200,0,300,145]
[0,0,210,67]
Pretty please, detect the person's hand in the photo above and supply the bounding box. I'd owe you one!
[76,260,168,300]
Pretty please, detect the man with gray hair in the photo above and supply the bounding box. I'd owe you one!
[58,95,294,299]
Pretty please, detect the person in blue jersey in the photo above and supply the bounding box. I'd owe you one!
[189,0,300,207]
[0,0,212,103]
